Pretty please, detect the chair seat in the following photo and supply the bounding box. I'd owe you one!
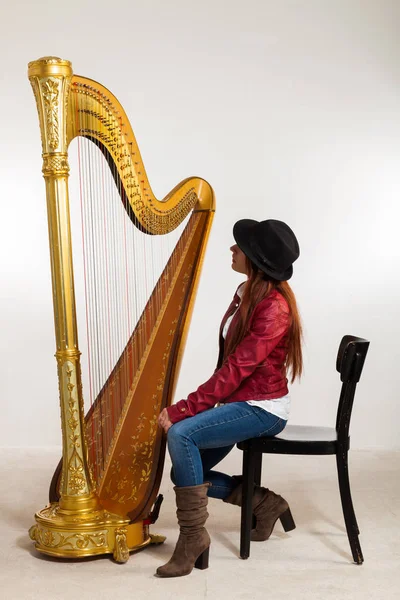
[237,424,344,455]
[276,424,337,442]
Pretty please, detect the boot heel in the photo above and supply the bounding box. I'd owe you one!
[280,507,296,532]
[194,546,210,570]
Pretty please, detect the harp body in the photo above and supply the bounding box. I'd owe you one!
[28,57,214,562]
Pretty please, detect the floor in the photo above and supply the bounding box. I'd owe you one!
[1,447,399,600]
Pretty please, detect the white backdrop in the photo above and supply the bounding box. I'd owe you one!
[1,0,399,449]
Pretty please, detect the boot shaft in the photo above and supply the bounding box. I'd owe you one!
[175,482,210,533]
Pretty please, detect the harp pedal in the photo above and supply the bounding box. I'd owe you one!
[149,533,167,545]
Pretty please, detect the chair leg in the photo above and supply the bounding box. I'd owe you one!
[336,450,363,564]
[240,445,256,559]
[336,449,360,535]
[254,452,262,486]
[251,452,262,529]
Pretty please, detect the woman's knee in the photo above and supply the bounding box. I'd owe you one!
[166,420,189,446]
[166,423,186,459]
[166,423,179,446]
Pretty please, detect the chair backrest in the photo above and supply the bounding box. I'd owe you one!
[335,335,370,442]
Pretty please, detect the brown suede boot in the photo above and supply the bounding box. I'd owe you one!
[156,483,211,578]
[224,478,295,541]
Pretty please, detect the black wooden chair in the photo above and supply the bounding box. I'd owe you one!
[237,335,370,564]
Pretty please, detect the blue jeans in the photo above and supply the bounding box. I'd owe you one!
[167,402,287,500]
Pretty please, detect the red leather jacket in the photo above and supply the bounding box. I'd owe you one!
[167,286,290,424]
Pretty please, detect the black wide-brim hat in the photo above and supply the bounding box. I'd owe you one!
[233,219,300,281]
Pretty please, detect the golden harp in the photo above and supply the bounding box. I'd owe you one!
[27,57,214,562]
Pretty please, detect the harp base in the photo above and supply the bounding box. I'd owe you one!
[29,502,163,563]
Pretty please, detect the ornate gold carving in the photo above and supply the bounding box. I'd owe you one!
[35,526,107,551]
[29,78,42,139]
[28,56,72,68]
[29,525,37,541]
[42,154,69,176]
[65,364,87,495]
[41,504,60,519]
[113,528,129,563]
[55,349,81,362]
[28,58,73,156]
[30,502,149,561]
[55,357,93,500]
[41,78,60,149]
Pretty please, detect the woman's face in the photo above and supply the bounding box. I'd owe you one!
[230,244,248,275]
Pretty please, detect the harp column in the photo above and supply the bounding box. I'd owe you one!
[28,57,97,512]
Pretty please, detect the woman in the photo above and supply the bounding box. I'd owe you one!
[156,218,303,578]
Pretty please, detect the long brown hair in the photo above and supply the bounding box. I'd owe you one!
[224,257,303,383]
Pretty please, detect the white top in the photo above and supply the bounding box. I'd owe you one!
[221,284,290,421]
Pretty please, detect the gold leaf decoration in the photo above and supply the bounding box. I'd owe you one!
[41,78,60,149]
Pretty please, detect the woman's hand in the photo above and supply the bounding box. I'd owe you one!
[158,408,173,434]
